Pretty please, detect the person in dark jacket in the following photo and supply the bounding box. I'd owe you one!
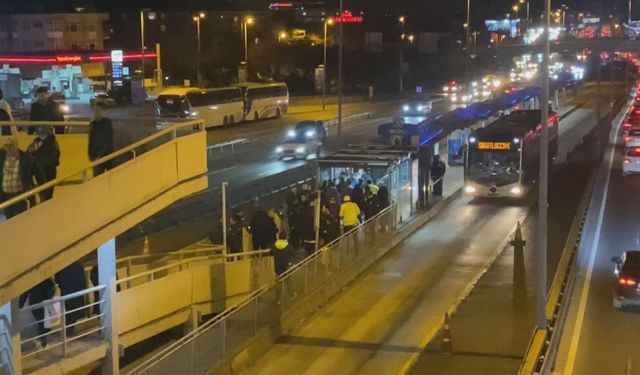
[55,261,87,336]
[88,103,115,176]
[0,137,45,218]
[431,154,447,197]
[270,232,293,276]
[298,200,316,257]
[250,209,278,250]
[19,278,56,347]
[320,205,340,245]
[227,214,244,254]
[27,126,60,201]
[29,87,65,134]
[323,181,340,205]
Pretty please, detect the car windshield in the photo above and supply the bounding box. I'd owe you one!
[468,149,520,187]
[157,95,188,115]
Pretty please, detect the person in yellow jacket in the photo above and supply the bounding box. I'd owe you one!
[339,195,361,233]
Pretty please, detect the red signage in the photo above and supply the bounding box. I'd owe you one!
[332,11,363,24]
[55,55,82,63]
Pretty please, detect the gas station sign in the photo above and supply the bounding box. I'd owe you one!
[332,11,363,24]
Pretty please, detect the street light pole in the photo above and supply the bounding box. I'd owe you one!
[193,13,204,87]
[323,19,333,111]
[399,16,405,94]
[337,0,344,135]
[465,0,471,82]
[243,17,254,80]
[537,0,551,331]
[630,0,633,24]
[140,11,145,83]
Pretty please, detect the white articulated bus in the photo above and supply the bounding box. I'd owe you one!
[234,82,289,121]
[155,87,244,128]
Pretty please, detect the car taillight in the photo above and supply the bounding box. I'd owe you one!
[619,277,637,286]
[624,122,632,128]
[625,158,631,164]
[626,136,632,142]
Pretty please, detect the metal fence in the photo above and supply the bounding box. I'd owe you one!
[128,203,399,375]
[20,285,106,360]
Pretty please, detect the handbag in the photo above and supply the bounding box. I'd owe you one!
[43,282,62,329]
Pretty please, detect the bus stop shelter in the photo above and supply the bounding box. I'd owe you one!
[316,145,421,223]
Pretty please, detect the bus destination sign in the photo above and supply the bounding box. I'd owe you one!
[477,142,512,150]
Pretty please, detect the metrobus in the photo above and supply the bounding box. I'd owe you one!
[233,82,289,121]
[155,87,244,128]
[464,110,559,198]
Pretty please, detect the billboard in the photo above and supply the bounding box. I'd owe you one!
[485,19,520,38]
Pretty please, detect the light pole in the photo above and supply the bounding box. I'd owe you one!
[140,11,145,83]
[519,0,529,21]
[193,12,205,87]
[323,18,334,110]
[538,0,551,332]
[398,16,405,94]
[465,0,471,83]
[513,4,520,19]
[338,0,344,135]
[630,0,633,23]
[243,16,255,76]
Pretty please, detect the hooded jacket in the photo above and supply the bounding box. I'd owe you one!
[339,196,361,227]
[270,239,292,276]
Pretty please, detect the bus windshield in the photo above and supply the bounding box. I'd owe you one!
[468,149,520,186]
[157,95,188,117]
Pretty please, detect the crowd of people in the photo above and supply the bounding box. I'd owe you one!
[0,87,114,219]
[212,171,391,277]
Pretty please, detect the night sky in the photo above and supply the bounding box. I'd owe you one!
[0,0,632,27]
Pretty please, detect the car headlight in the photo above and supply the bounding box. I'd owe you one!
[287,130,296,138]
[295,146,306,153]
[305,130,316,138]
[403,105,410,112]
[276,146,284,153]
[60,104,70,113]
[465,185,477,194]
[190,112,198,117]
[510,186,522,195]
[443,86,450,92]
[417,105,425,111]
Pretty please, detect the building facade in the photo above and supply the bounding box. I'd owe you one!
[0,13,109,53]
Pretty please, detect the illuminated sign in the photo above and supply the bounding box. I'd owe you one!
[332,11,364,24]
[111,50,123,63]
[111,50,124,87]
[478,142,512,150]
[55,55,82,63]
[485,19,520,38]
[268,2,294,9]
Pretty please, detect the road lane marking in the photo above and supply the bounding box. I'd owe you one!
[207,166,237,176]
[563,108,624,375]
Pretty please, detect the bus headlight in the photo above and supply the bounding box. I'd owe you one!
[403,105,410,112]
[295,146,306,154]
[510,186,522,195]
[305,130,316,138]
[417,105,425,111]
[287,130,296,138]
[275,146,284,153]
[465,185,477,194]
[190,111,198,117]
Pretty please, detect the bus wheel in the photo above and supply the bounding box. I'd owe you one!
[254,112,260,121]
[276,108,282,118]
[230,115,235,124]
[223,116,229,126]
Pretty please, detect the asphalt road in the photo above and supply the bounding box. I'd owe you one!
[553,101,640,375]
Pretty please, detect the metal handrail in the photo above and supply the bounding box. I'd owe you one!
[20,285,105,312]
[0,120,90,129]
[127,203,398,374]
[0,119,204,213]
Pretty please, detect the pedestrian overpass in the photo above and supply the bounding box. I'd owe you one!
[0,120,274,374]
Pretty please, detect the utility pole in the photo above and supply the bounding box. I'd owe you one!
[537,0,551,331]
[337,0,344,135]
[465,0,471,83]
[140,11,145,84]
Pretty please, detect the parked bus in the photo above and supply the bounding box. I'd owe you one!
[464,110,559,198]
[233,82,289,121]
[155,87,244,128]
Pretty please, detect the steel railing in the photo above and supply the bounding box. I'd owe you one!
[127,203,399,375]
[19,285,106,360]
[0,119,205,217]
[0,120,90,136]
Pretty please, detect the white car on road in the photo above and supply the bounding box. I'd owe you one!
[623,147,640,176]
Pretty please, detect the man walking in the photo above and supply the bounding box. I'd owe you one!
[339,195,361,233]
[88,103,114,176]
[30,87,65,134]
[28,127,60,201]
[431,154,447,197]
[0,137,45,218]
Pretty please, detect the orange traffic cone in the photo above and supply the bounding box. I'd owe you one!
[142,236,150,255]
[440,313,453,355]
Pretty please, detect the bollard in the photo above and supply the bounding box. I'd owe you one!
[142,235,150,255]
[440,313,453,355]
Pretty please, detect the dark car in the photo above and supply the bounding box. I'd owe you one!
[612,251,640,309]
[287,121,327,143]
[401,98,432,116]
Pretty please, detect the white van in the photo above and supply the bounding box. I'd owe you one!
[156,87,244,128]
